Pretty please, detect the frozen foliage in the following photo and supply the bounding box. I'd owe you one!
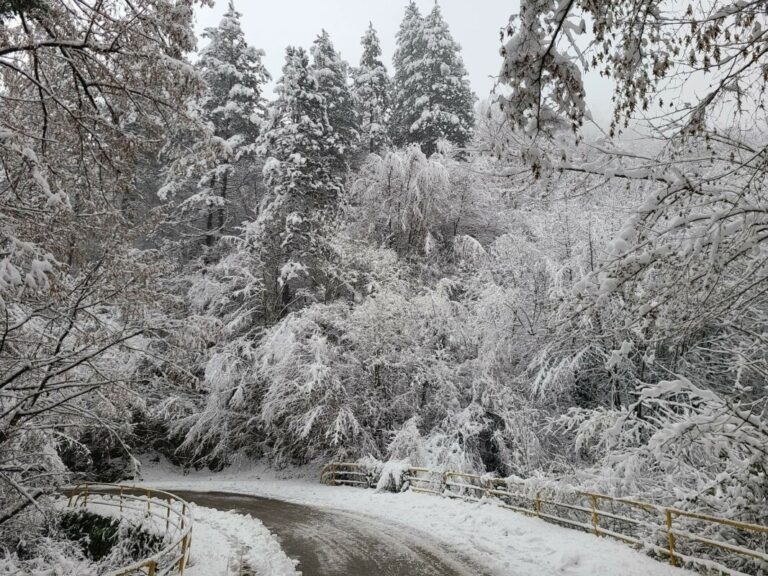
[161,1,270,253]
[199,1,270,135]
[0,0,206,562]
[255,46,345,319]
[2,500,169,575]
[493,2,768,564]
[374,459,410,492]
[500,0,768,138]
[556,378,767,518]
[352,24,391,154]
[390,2,475,156]
[3,1,767,572]
[499,0,586,135]
[351,146,503,257]
[0,535,96,576]
[311,31,359,161]
[175,141,533,470]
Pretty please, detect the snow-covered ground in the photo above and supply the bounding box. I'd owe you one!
[58,488,299,576]
[139,459,693,576]
[186,504,300,576]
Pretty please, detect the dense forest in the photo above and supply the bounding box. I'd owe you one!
[1,0,767,572]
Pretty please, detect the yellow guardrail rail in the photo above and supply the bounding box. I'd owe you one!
[320,463,768,575]
[65,483,193,576]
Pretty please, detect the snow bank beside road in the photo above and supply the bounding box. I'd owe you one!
[186,504,300,576]
[141,461,692,576]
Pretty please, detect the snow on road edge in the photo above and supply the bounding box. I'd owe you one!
[186,504,300,576]
[140,460,693,576]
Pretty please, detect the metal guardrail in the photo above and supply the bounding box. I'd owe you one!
[66,483,193,576]
[320,464,768,575]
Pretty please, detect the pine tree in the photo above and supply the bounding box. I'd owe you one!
[390,2,475,156]
[160,2,271,255]
[311,30,359,164]
[256,46,344,318]
[417,4,475,154]
[200,1,270,143]
[352,23,391,154]
[390,1,425,150]
[195,1,271,247]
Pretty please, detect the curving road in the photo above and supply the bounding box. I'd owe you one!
[172,490,491,576]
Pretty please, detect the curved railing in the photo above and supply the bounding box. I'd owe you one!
[321,463,768,576]
[66,483,193,576]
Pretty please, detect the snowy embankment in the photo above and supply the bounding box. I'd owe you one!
[185,504,300,576]
[57,492,299,576]
[141,460,692,576]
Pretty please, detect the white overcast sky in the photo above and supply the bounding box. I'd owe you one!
[194,0,514,100]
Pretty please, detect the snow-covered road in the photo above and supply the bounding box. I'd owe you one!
[142,462,693,576]
[175,490,488,576]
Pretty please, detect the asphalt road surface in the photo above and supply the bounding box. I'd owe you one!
[172,490,491,576]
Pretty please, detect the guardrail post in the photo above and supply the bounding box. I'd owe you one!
[665,508,677,566]
[534,492,541,518]
[119,486,124,513]
[146,489,151,515]
[590,494,600,536]
[178,534,189,575]
[166,497,171,531]
[441,472,448,495]
[147,560,157,576]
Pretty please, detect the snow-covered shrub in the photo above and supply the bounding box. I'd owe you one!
[557,378,768,515]
[0,537,96,576]
[355,455,385,482]
[176,248,552,471]
[257,307,377,464]
[374,460,411,493]
[350,146,506,258]
[1,506,167,576]
[547,377,768,572]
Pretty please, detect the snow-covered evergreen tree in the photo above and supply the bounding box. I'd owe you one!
[390,2,475,156]
[390,2,426,150]
[352,23,391,153]
[256,46,345,319]
[184,1,271,249]
[311,30,359,165]
[200,1,270,144]
[417,4,475,155]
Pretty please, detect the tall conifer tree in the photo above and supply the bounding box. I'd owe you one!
[390,2,475,156]
[352,23,391,153]
[201,2,270,238]
[256,47,344,317]
[390,2,425,149]
[311,30,359,164]
[417,3,475,154]
[165,1,271,251]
